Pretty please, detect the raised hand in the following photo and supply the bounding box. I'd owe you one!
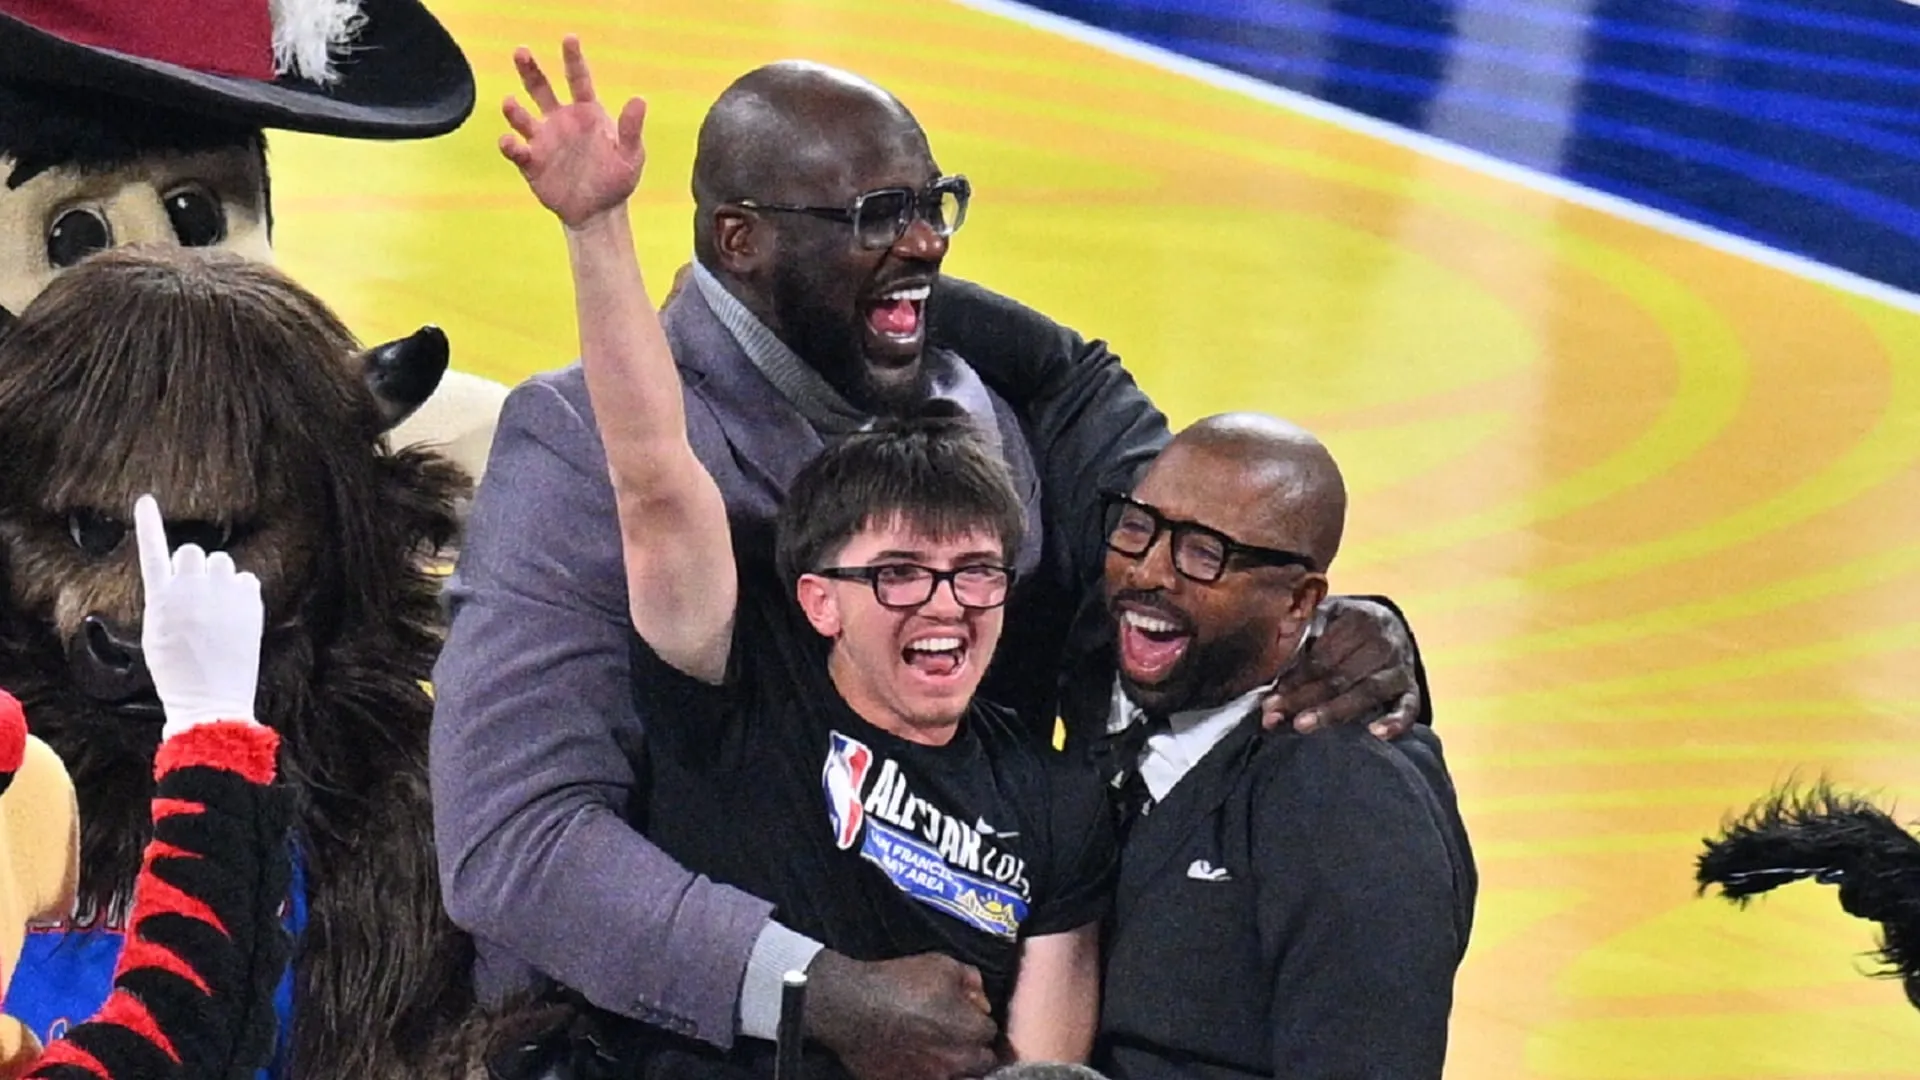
[500,35,648,229]
[134,495,264,738]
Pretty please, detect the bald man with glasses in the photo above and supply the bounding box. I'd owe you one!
[1067,415,1477,1080]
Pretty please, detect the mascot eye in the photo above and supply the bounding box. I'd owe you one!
[163,186,227,247]
[66,510,128,558]
[45,208,112,269]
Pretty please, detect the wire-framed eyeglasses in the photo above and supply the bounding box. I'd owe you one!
[735,175,971,251]
[814,561,1013,610]
[1100,492,1318,584]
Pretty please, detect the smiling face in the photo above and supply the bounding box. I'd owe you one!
[1104,441,1330,716]
[758,134,948,416]
[798,518,1009,743]
[773,411,1026,743]
[697,64,953,417]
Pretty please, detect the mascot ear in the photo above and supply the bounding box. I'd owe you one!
[359,325,450,432]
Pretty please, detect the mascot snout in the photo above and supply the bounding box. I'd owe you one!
[63,616,157,717]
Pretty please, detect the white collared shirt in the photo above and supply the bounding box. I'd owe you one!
[1106,679,1274,802]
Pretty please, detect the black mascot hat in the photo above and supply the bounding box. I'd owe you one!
[0,0,473,137]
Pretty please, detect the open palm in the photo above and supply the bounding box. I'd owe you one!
[501,36,647,228]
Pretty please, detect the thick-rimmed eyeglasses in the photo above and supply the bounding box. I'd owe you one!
[735,176,971,251]
[1100,492,1318,584]
[814,562,1012,610]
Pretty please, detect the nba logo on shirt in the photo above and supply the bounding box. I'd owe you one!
[822,732,873,850]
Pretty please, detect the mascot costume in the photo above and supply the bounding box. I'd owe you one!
[0,495,295,1079]
[0,0,510,488]
[1698,782,1920,1010]
[0,245,518,1078]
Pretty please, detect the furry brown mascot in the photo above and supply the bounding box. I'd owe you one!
[1697,781,1920,1009]
[0,0,510,485]
[0,493,297,1080]
[0,245,510,1079]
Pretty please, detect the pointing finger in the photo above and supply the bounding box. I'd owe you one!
[133,495,171,592]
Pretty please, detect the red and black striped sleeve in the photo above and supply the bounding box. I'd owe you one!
[29,721,291,1080]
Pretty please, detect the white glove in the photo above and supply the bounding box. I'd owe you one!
[134,495,264,738]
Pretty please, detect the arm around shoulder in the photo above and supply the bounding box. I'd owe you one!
[927,279,1170,567]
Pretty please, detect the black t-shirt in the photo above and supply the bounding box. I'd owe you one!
[630,565,1115,1032]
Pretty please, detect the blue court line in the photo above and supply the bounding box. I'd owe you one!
[1167,36,1920,234]
[1071,0,1920,85]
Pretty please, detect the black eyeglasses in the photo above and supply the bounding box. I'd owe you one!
[1100,492,1318,584]
[814,562,1013,610]
[735,175,971,251]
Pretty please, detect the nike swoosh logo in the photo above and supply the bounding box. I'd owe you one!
[975,818,1019,838]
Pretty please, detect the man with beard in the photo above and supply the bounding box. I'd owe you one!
[1080,415,1475,1080]
[430,44,1431,1074]
[490,38,1112,1079]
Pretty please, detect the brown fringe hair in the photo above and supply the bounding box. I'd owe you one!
[0,245,480,1078]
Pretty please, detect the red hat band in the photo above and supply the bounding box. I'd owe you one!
[0,0,274,82]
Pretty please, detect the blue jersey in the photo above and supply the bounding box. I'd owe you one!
[3,846,308,1078]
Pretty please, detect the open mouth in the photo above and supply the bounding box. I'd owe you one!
[902,631,969,684]
[1117,605,1194,684]
[863,282,932,361]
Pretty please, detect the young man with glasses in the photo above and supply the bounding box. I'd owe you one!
[435,35,1431,1080]
[492,40,1115,1079]
[1070,414,1475,1080]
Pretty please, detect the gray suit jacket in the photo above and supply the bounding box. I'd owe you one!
[430,278,1170,1046]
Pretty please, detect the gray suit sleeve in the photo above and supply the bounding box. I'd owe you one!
[1254,730,1467,1078]
[429,375,773,1048]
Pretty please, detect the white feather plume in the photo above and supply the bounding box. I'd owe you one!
[268,0,368,86]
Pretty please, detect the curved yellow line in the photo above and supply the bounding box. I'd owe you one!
[1417,293,1920,613]
[1338,234,1748,567]
[1433,542,1920,666]
[1460,619,1920,722]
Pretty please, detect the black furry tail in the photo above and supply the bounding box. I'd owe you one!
[1697,782,1920,1007]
